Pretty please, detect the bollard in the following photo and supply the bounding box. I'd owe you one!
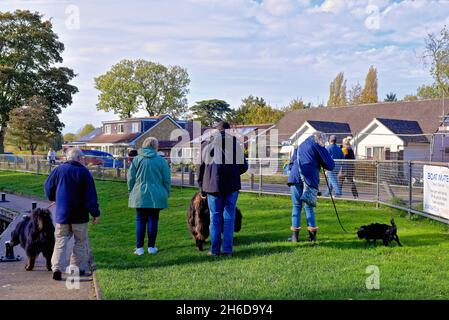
[32,201,37,210]
[1,193,5,202]
[0,241,22,262]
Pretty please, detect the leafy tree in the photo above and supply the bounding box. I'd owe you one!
[327,72,347,107]
[77,124,96,137]
[95,59,190,119]
[94,60,139,119]
[0,10,78,153]
[63,133,78,143]
[5,98,57,155]
[233,95,283,125]
[348,83,363,105]
[417,84,440,100]
[283,98,311,112]
[403,94,418,102]
[384,93,397,102]
[361,66,378,104]
[190,100,233,127]
[422,25,449,96]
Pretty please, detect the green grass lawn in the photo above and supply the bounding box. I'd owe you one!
[0,170,448,300]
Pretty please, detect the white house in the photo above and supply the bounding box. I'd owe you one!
[280,120,351,157]
[353,118,430,161]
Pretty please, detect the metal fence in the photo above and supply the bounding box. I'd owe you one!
[0,154,448,225]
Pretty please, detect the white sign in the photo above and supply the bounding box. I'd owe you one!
[423,165,449,220]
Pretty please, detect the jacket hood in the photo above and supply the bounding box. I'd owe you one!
[138,147,158,158]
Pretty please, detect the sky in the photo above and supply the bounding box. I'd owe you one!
[2,0,449,133]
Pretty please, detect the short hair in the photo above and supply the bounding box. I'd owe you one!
[329,135,337,143]
[342,136,352,147]
[312,131,327,147]
[142,137,159,150]
[66,148,84,161]
[216,121,230,132]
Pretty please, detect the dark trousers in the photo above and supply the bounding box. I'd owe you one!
[136,208,160,248]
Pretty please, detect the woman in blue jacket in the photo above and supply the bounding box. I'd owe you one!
[287,132,335,242]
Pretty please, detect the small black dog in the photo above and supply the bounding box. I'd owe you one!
[9,208,55,271]
[187,192,242,251]
[357,218,402,247]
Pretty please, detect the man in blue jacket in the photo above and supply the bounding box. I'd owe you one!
[44,148,100,281]
[324,135,344,197]
[197,121,248,257]
[287,132,335,242]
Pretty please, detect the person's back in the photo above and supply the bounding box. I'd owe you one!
[326,143,344,160]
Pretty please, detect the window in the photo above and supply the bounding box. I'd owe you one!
[104,125,111,134]
[131,122,139,133]
[366,147,385,160]
[366,147,372,159]
[118,124,125,134]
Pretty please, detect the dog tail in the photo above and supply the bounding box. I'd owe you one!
[390,218,396,227]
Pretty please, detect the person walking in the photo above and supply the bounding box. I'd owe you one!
[324,135,344,197]
[287,132,335,242]
[44,148,100,281]
[197,121,248,257]
[47,149,56,165]
[127,137,171,256]
[339,137,359,198]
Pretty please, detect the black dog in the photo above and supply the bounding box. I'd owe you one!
[357,218,402,247]
[187,192,242,251]
[9,208,55,271]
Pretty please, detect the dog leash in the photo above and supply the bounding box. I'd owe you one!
[323,169,349,233]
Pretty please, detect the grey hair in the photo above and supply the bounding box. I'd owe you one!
[142,137,159,150]
[312,131,327,147]
[66,148,84,161]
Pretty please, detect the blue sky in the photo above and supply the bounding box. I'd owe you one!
[3,0,449,133]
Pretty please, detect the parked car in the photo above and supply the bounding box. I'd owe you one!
[80,149,124,168]
[2,152,24,163]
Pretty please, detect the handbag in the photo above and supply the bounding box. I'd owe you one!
[296,148,318,207]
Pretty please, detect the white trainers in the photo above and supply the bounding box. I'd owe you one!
[148,247,158,255]
[134,248,144,256]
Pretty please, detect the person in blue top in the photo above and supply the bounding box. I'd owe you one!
[287,132,335,242]
[324,135,344,197]
[44,148,100,281]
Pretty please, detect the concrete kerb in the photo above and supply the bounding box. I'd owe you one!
[87,238,102,300]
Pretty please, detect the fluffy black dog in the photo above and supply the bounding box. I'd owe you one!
[187,192,242,251]
[357,218,402,247]
[9,208,55,271]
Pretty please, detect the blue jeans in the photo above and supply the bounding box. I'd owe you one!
[207,191,239,254]
[136,208,160,248]
[290,183,316,229]
[324,170,342,196]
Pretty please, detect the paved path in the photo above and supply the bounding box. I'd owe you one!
[0,194,96,300]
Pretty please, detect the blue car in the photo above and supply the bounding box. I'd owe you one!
[80,149,124,168]
[3,152,24,163]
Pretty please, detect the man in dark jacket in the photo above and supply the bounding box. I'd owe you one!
[44,148,100,281]
[287,132,334,242]
[197,121,248,256]
[324,135,344,197]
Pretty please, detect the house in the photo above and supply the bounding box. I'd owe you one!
[280,120,351,157]
[274,99,449,161]
[63,128,102,149]
[85,115,192,158]
[353,118,429,161]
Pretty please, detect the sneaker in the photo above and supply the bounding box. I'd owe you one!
[148,247,158,255]
[134,248,144,256]
[207,251,219,257]
[53,270,62,281]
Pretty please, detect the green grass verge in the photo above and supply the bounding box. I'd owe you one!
[0,170,448,300]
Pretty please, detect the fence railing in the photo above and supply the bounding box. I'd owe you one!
[0,154,448,225]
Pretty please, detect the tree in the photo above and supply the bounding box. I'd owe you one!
[5,98,57,154]
[77,124,96,137]
[348,83,363,105]
[422,25,449,96]
[403,94,418,102]
[283,98,311,112]
[63,133,77,143]
[361,66,378,104]
[190,100,233,127]
[327,72,347,107]
[0,10,78,153]
[233,95,284,125]
[384,93,397,102]
[417,84,440,100]
[94,59,139,119]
